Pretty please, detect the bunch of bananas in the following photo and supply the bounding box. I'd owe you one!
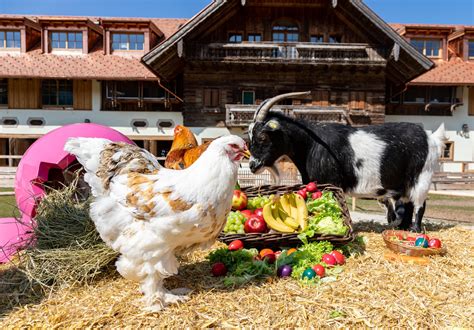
[262,193,308,233]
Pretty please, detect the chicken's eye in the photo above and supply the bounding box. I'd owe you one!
[229,143,239,149]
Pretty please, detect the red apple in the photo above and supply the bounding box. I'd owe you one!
[306,182,318,193]
[311,191,322,199]
[296,189,307,200]
[211,262,227,276]
[254,208,264,219]
[232,190,248,210]
[244,215,268,233]
[240,209,253,219]
[428,238,442,249]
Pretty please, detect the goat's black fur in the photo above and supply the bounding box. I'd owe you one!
[249,112,443,232]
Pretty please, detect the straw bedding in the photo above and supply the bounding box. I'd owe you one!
[1,224,473,328]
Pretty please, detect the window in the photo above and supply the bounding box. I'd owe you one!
[114,81,139,98]
[51,32,82,49]
[228,33,242,43]
[404,86,427,103]
[310,35,323,43]
[0,79,7,105]
[469,41,474,59]
[248,34,262,42]
[429,86,453,103]
[0,31,21,48]
[272,24,299,42]
[142,81,165,99]
[440,141,454,160]
[204,89,219,107]
[242,90,255,105]
[410,39,441,57]
[329,35,342,43]
[111,33,144,51]
[42,80,73,107]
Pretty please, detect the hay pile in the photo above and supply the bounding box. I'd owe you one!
[14,180,118,289]
[1,225,473,327]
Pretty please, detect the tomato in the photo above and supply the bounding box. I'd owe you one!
[312,264,325,277]
[259,248,274,258]
[287,248,297,256]
[428,238,442,249]
[211,262,227,276]
[406,236,416,242]
[322,253,337,266]
[305,182,318,193]
[296,189,307,200]
[330,250,346,265]
[228,239,244,251]
[311,191,323,200]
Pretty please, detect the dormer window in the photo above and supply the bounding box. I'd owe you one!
[0,31,21,48]
[469,40,474,59]
[410,39,441,58]
[51,32,83,49]
[111,33,144,51]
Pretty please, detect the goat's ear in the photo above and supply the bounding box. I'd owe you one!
[265,119,280,131]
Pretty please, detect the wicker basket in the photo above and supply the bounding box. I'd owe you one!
[382,230,447,257]
[218,184,355,249]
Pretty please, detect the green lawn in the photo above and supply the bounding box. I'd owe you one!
[0,188,18,218]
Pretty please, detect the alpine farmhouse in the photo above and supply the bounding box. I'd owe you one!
[0,0,473,171]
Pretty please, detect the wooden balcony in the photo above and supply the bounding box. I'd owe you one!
[225,104,356,127]
[188,42,387,65]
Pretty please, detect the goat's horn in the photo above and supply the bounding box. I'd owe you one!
[253,91,312,122]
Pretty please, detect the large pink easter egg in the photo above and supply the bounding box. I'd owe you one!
[0,123,133,263]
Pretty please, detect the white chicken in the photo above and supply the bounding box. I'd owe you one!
[64,135,249,311]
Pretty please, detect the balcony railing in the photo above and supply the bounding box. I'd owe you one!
[225,104,355,127]
[188,42,386,64]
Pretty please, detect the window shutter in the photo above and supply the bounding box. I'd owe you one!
[469,87,474,116]
[73,80,92,110]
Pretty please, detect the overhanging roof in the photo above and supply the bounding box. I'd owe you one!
[142,0,434,84]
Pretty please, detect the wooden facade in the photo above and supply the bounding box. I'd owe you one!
[144,0,432,129]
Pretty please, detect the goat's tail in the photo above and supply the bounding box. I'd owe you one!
[430,123,447,157]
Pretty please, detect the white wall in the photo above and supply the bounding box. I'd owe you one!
[386,86,474,167]
[0,80,183,139]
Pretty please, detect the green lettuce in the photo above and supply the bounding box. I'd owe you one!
[298,191,348,243]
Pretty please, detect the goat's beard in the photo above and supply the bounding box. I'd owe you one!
[267,164,281,185]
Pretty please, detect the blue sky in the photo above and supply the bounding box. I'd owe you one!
[1,0,473,24]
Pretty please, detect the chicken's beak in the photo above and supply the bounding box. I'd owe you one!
[242,148,251,159]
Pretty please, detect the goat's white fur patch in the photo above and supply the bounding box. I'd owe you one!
[348,131,386,195]
[409,124,446,212]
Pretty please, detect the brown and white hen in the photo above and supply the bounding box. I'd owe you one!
[65,135,248,311]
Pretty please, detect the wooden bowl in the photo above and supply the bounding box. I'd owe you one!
[382,230,447,257]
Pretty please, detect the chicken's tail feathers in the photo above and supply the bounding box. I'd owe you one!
[64,137,111,174]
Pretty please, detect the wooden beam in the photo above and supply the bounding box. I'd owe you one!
[177,39,184,58]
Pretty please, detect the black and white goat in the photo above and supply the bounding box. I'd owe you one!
[248,92,446,232]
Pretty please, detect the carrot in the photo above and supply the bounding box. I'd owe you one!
[384,251,430,265]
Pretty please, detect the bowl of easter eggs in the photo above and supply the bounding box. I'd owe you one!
[382,230,447,257]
